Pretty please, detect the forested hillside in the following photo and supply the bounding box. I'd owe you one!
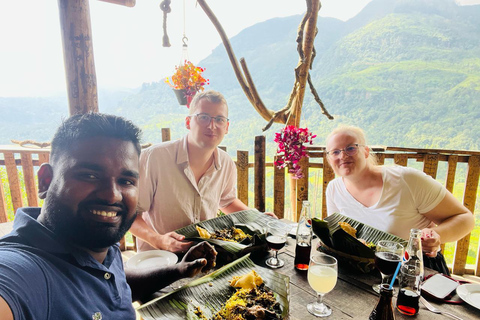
[0,0,479,158]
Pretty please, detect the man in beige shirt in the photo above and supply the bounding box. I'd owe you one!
[130,91,274,253]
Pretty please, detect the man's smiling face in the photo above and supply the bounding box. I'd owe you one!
[39,136,139,251]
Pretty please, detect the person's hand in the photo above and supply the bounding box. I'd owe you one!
[179,242,217,278]
[264,211,278,218]
[421,228,441,257]
[155,232,193,254]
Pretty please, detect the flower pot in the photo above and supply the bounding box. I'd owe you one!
[173,89,188,105]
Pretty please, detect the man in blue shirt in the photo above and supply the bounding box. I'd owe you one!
[0,113,216,320]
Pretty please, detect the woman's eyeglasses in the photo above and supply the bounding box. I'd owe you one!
[190,113,229,128]
[326,144,364,159]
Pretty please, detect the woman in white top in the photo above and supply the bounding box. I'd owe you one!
[325,125,474,273]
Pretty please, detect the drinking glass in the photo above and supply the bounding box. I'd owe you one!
[307,253,338,317]
[265,221,290,268]
[373,240,404,293]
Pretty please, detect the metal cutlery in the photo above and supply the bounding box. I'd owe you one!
[420,296,464,320]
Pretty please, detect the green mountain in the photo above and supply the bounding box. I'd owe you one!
[1,0,479,156]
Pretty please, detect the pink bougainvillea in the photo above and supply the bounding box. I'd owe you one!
[274,126,316,179]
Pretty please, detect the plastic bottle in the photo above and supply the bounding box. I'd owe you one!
[294,201,312,270]
[369,284,395,320]
[397,228,424,316]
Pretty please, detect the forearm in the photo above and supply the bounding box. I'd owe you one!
[433,211,475,243]
[126,265,183,302]
[221,198,249,214]
[129,214,163,249]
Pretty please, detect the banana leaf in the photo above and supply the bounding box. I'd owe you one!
[175,209,286,264]
[313,213,407,273]
[137,254,290,320]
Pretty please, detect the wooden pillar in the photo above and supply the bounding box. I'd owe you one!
[254,136,266,212]
[58,0,98,115]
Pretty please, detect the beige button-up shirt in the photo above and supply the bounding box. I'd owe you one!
[137,135,237,251]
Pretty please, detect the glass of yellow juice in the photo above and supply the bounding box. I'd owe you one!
[307,253,338,317]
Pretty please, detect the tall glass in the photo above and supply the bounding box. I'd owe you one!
[265,221,290,268]
[307,253,338,317]
[373,240,404,293]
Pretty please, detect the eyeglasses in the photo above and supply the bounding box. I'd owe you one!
[190,113,229,127]
[326,144,364,159]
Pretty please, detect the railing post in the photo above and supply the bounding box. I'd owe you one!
[254,136,265,212]
[161,128,171,142]
[322,152,335,219]
[0,180,7,223]
[296,156,309,221]
[236,150,249,206]
[423,154,439,179]
[4,152,23,213]
[454,155,480,275]
[20,153,38,207]
[273,156,285,219]
[394,154,408,166]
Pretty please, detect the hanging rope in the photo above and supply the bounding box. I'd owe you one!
[160,0,171,47]
[180,0,189,64]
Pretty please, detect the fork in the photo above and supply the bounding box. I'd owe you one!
[420,296,464,320]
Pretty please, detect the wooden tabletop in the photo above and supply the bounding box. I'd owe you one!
[249,237,480,320]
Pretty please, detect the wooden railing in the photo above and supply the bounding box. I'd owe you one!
[1,132,479,276]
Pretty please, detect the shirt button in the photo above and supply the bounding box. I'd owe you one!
[104,272,111,280]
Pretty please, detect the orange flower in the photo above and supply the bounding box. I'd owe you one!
[165,60,209,96]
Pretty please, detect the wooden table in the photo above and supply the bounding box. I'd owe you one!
[248,237,480,320]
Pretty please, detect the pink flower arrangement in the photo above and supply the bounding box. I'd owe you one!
[274,126,316,179]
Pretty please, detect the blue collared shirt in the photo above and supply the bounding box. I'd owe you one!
[0,207,135,320]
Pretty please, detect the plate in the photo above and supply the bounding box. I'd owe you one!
[456,284,480,309]
[126,250,178,270]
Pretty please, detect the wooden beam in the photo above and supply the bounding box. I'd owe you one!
[98,0,136,7]
[58,0,98,115]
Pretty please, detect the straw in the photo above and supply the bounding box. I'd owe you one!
[389,261,402,289]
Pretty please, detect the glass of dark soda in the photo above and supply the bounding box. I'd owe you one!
[373,240,404,293]
[265,221,290,268]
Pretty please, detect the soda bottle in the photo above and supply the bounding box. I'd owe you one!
[294,201,312,270]
[397,228,424,316]
[369,284,395,320]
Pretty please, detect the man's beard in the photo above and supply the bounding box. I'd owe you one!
[42,196,137,250]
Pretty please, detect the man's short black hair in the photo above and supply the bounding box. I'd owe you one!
[50,113,142,162]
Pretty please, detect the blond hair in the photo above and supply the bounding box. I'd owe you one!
[189,90,229,115]
[326,125,378,167]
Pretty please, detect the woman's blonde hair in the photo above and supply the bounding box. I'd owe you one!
[326,125,378,167]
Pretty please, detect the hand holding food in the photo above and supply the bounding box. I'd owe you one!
[181,241,217,277]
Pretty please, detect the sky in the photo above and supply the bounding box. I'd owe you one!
[0,0,477,97]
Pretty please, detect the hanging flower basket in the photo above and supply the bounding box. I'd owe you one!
[274,126,317,179]
[173,88,188,105]
[165,60,209,108]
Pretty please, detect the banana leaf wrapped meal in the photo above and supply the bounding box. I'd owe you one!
[176,210,274,265]
[136,255,289,320]
[312,213,407,273]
